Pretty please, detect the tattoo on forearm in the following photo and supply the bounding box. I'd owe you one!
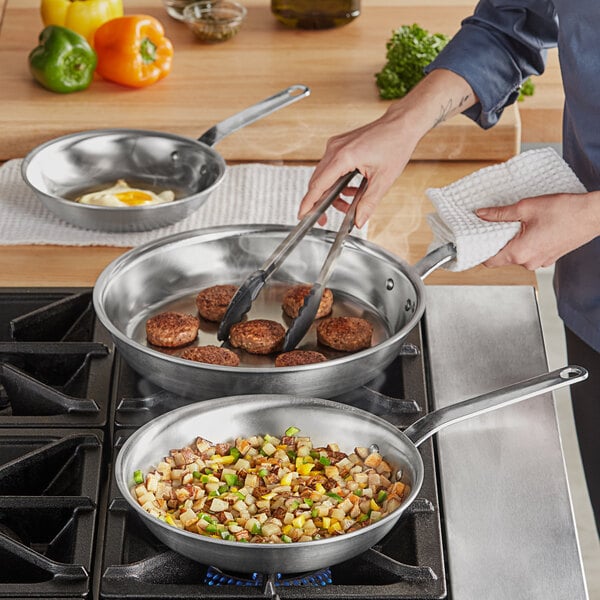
[432,94,471,128]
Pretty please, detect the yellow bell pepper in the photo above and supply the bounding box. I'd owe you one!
[40,0,124,44]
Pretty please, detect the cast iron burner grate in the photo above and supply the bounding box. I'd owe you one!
[0,289,113,428]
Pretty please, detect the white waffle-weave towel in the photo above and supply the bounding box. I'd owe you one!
[0,160,366,246]
[426,147,587,271]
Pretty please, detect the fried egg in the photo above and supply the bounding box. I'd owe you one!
[76,180,175,207]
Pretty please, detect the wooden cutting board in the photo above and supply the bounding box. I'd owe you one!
[0,0,520,162]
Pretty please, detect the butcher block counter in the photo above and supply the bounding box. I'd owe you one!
[0,0,550,288]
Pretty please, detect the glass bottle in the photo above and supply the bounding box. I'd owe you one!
[271,0,360,30]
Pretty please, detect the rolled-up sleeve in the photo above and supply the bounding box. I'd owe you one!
[426,0,559,128]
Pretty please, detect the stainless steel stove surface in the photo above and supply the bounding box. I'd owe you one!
[0,288,448,600]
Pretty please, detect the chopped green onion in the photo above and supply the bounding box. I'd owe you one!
[311,508,319,518]
[201,474,210,484]
[281,534,293,543]
[258,468,268,478]
[218,484,229,494]
[376,490,388,503]
[310,450,319,459]
[304,498,314,507]
[285,426,300,436]
[354,488,363,497]
[357,513,369,522]
[229,447,241,459]
[287,450,297,461]
[205,523,218,533]
[133,469,144,484]
[319,456,331,466]
[205,468,213,474]
[192,471,202,479]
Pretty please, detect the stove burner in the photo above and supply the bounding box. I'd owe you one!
[205,565,333,587]
[0,288,448,600]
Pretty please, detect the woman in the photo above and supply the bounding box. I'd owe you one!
[299,0,600,535]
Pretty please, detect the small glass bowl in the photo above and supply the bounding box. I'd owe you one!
[162,0,197,21]
[183,0,247,43]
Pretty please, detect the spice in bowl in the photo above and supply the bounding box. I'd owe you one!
[183,0,247,43]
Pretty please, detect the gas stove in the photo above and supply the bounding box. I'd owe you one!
[0,288,448,600]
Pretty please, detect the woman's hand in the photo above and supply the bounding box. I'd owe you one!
[298,69,478,228]
[476,191,600,269]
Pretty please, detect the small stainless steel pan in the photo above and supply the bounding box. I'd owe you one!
[115,365,586,578]
[21,85,309,232]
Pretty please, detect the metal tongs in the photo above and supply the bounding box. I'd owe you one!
[217,170,368,350]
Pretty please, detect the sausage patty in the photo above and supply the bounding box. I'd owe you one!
[282,284,333,319]
[316,316,373,352]
[146,312,200,348]
[195,284,238,322]
[181,345,240,367]
[229,319,285,355]
[274,349,327,367]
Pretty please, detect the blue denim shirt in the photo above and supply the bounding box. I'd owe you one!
[427,0,600,350]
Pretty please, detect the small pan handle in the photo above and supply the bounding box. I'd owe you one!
[412,242,456,280]
[197,84,310,147]
[404,366,587,447]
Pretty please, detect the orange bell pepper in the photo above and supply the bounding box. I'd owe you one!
[94,15,174,88]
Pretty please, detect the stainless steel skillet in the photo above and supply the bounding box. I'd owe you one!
[20,85,309,232]
[93,225,456,400]
[115,365,586,576]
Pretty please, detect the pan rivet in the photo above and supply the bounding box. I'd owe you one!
[171,151,180,162]
[368,443,379,454]
[386,278,394,290]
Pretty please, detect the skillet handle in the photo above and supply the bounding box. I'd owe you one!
[412,243,456,280]
[197,84,311,147]
[403,366,587,447]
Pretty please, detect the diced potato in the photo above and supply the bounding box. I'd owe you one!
[261,522,282,537]
[180,508,199,527]
[134,484,148,498]
[355,446,370,460]
[364,452,382,468]
[209,498,229,512]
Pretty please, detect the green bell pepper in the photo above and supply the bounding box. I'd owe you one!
[29,25,97,94]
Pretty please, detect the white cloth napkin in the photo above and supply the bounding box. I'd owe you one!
[426,147,587,271]
[0,160,366,246]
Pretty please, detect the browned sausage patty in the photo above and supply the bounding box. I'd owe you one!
[146,312,200,348]
[195,284,238,322]
[316,316,373,352]
[282,284,333,319]
[274,350,327,367]
[180,345,240,367]
[229,319,285,355]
